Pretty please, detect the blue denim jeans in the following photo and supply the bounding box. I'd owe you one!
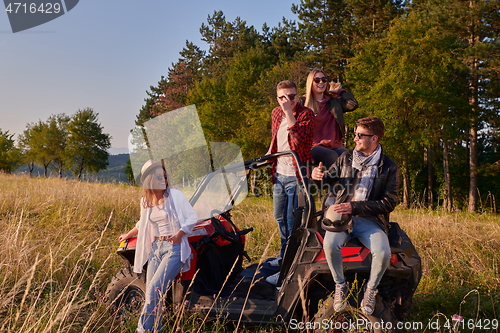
[137,241,182,333]
[323,216,391,289]
[273,173,299,258]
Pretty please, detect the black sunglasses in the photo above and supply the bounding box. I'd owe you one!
[354,132,375,139]
[313,77,328,83]
[278,94,297,100]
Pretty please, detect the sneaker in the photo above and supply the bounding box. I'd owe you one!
[333,283,348,312]
[360,287,378,315]
[267,257,281,267]
[266,272,280,285]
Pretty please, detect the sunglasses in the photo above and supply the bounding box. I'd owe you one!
[313,77,328,83]
[354,132,375,139]
[278,94,297,100]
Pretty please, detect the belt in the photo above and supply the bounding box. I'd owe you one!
[155,236,171,241]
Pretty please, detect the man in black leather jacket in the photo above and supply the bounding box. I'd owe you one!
[311,116,399,316]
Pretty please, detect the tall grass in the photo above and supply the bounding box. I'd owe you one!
[392,209,500,330]
[0,174,140,332]
[230,196,280,260]
[1,173,500,332]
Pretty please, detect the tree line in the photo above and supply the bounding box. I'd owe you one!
[0,108,111,180]
[135,0,500,212]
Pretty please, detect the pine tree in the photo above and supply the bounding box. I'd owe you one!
[292,0,404,80]
[410,0,500,211]
[292,0,352,74]
[348,10,469,208]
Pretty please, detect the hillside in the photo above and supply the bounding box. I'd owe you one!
[91,153,129,183]
[15,153,129,183]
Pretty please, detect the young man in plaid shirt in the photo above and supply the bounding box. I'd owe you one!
[265,80,314,285]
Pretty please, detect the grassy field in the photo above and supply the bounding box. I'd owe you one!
[1,173,499,332]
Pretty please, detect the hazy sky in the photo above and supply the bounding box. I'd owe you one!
[0,0,298,153]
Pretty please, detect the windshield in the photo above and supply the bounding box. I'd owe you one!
[128,105,248,220]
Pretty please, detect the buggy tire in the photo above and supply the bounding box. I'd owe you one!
[105,267,146,317]
[313,294,398,333]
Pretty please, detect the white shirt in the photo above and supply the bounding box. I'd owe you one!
[276,116,295,176]
[133,189,198,273]
[150,203,176,237]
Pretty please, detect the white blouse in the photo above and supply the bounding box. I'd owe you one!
[149,203,176,237]
[133,189,198,273]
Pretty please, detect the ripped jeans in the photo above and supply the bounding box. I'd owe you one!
[137,241,182,333]
[323,216,391,289]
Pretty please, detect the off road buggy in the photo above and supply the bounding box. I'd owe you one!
[106,106,422,332]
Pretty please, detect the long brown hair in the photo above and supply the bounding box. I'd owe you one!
[141,166,169,208]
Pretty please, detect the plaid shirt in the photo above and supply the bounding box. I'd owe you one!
[270,103,314,181]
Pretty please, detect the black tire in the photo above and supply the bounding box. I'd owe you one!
[307,285,330,320]
[105,266,146,317]
[314,294,398,333]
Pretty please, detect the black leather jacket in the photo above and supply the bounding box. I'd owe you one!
[322,149,399,233]
[325,91,358,138]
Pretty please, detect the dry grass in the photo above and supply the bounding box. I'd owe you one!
[1,173,500,332]
[392,209,500,328]
[230,196,280,261]
[0,173,140,332]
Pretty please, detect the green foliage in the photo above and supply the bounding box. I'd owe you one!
[131,3,500,210]
[291,0,404,80]
[188,47,276,158]
[65,108,111,180]
[17,111,110,180]
[146,12,310,160]
[200,11,263,76]
[124,157,136,185]
[292,0,352,73]
[347,8,482,207]
[47,114,70,177]
[344,0,406,40]
[0,129,20,173]
[187,48,314,159]
[405,0,500,211]
[262,19,305,62]
[19,120,53,176]
[16,130,36,175]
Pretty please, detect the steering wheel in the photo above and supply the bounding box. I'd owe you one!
[210,210,240,243]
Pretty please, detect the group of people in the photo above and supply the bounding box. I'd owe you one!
[266,69,359,266]
[118,68,399,332]
[265,68,398,316]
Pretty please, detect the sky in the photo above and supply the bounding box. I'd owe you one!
[0,0,299,154]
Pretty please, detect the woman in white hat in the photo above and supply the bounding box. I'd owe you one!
[119,160,198,332]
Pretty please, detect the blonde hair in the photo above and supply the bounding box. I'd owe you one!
[304,68,326,114]
[141,166,168,208]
